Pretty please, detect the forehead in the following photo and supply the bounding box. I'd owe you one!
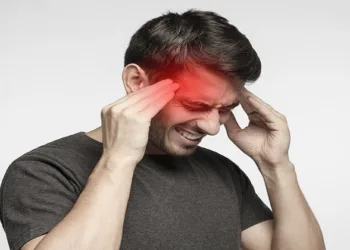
[172,67,242,105]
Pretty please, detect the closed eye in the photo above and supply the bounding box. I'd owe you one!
[184,105,207,112]
[184,105,231,114]
[219,109,231,113]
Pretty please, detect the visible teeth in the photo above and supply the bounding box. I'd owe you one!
[177,128,202,140]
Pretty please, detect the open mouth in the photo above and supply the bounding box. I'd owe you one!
[175,127,203,143]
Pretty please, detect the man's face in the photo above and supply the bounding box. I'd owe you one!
[147,66,242,157]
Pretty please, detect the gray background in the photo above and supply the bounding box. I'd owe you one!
[1,0,349,249]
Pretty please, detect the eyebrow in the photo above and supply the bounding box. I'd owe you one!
[181,97,240,109]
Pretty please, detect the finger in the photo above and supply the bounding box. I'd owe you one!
[103,79,174,112]
[224,111,242,135]
[239,96,254,116]
[239,88,270,123]
[102,95,128,112]
[126,78,173,100]
[130,83,180,112]
[241,88,284,119]
[248,112,270,129]
[141,90,177,118]
[121,78,174,105]
[246,96,280,130]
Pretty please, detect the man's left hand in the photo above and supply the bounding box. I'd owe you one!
[224,87,291,172]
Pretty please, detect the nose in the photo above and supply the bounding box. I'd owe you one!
[196,109,222,136]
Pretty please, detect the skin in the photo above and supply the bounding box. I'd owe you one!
[147,66,243,157]
[22,61,326,250]
[87,63,243,157]
[85,62,326,250]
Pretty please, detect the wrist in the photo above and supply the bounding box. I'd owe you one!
[257,160,297,188]
[102,150,141,166]
[90,153,137,182]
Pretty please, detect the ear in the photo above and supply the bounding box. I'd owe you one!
[122,64,150,94]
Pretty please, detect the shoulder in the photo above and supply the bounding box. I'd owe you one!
[2,132,102,194]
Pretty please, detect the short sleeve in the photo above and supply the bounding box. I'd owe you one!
[239,169,274,231]
[0,160,78,250]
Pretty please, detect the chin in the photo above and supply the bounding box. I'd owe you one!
[164,137,199,157]
[149,126,200,157]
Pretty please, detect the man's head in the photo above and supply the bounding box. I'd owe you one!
[122,9,261,156]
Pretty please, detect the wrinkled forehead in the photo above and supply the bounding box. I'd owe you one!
[171,68,243,105]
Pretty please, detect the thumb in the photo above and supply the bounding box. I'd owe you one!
[224,112,242,137]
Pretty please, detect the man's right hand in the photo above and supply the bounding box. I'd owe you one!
[100,78,180,167]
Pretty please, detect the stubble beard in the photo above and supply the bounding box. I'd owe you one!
[148,117,198,157]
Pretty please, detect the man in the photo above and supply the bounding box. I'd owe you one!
[0,9,325,250]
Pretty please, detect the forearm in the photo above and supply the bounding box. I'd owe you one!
[260,161,326,250]
[35,155,136,250]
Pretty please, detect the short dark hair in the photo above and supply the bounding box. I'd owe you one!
[124,9,261,85]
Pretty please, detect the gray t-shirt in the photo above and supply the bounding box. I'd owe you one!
[0,132,273,250]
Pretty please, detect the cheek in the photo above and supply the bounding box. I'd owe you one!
[163,107,195,127]
[157,105,182,127]
[165,99,189,119]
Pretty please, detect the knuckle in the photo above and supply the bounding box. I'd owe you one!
[135,115,148,123]
[110,105,122,115]
[100,107,110,119]
[100,106,108,115]
[120,109,134,119]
